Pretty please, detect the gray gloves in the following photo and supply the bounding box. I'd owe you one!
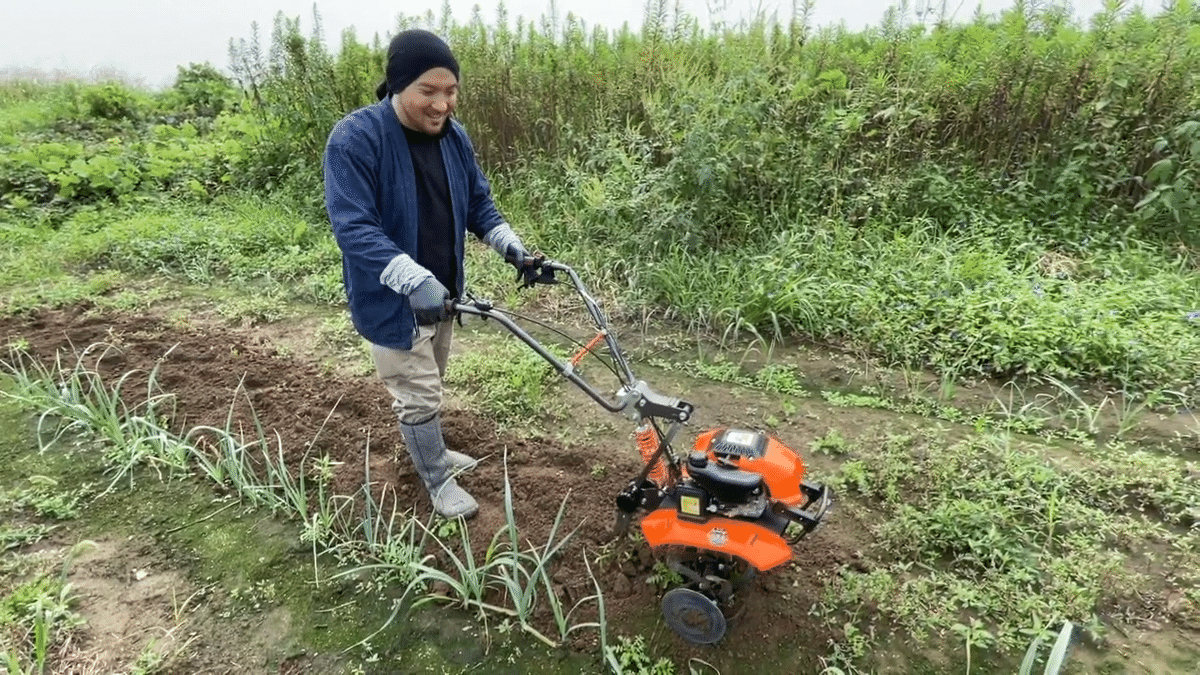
[382,224,543,327]
[485,224,528,268]
[510,243,555,288]
[409,276,450,325]
[380,254,450,325]
[506,242,533,268]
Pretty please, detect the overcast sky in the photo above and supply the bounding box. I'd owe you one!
[1,0,1122,89]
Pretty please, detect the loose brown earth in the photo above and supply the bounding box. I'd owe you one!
[2,303,876,673]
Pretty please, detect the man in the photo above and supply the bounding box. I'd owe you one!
[323,29,535,520]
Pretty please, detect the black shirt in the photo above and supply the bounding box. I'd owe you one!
[402,122,457,299]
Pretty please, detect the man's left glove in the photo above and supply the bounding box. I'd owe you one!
[505,241,532,269]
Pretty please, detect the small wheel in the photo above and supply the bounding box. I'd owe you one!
[661,587,727,644]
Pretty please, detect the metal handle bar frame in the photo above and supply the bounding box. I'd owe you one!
[538,260,637,386]
[452,301,628,414]
[450,259,694,425]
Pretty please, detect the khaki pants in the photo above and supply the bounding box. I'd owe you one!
[370,319,453,424]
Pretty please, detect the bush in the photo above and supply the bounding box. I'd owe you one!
[169,62,238,117]
[81,82,142,121]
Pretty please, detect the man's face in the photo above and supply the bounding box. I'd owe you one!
[395,67,458,134]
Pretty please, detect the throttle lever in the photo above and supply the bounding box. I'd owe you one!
[504,252,558,288]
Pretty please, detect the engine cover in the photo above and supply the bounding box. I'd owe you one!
[692,428,811,508]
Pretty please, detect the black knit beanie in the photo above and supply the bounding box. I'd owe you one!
[374,29,460,101]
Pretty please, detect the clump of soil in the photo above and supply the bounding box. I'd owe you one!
[2,305,863,670]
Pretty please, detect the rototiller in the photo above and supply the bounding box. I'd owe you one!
[451,258,831,645]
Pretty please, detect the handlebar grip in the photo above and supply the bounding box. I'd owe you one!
[506,252,548,266]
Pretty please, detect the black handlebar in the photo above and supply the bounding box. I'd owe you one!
[452,298,628,413]
[448,259,693,424]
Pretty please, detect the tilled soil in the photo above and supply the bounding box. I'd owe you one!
[2,304,867,671]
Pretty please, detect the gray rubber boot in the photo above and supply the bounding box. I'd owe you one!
[446,448,479,471]
[401,416,479,519]
[405,413,477,471]
[428,415,479,471]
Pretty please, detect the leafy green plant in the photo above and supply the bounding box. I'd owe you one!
[645,561,685,591]
[0,576,84,675]
[2,476,85,521]
[1136,119,1200,231]
[81,82,143,121]
[0,525,54,552]
[953,618,995,674]
[820,427,1196,657]
[168,62,238,117]
[1,609,51,675]
[603,635,675,675]
[216,290,287,326]
[810,429,851,456]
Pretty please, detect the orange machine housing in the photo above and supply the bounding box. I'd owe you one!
[639,509,792,571]
[637,428,813,572]
[691,428,810,508]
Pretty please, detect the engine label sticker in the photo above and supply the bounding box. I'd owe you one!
[724,430,757,447]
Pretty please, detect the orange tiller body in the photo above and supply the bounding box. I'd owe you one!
[637,429,812,572]
[639,510,792,571]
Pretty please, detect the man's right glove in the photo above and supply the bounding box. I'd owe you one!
[505,242,531,267]
[408,276,450,325]
[504,243,539,287]
[485,223,538,287]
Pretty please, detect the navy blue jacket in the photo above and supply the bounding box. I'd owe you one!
[323,99,505,348]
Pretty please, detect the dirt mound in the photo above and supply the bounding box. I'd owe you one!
[2,305,862,670]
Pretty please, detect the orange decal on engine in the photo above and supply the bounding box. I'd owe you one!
[640,510,792,571]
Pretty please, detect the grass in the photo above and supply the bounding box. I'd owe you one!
[445,330,573,431]
[9,1,1200,401]
[3,0,1200,398]
[2,247,1196,673]
[4,172,1197,411]
[817,425,1200,667]
[629,223,1200,401]
[3,297,1199,672]
[649,348,1198,452]
[0,382,366,673]
[0,197,343,316]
